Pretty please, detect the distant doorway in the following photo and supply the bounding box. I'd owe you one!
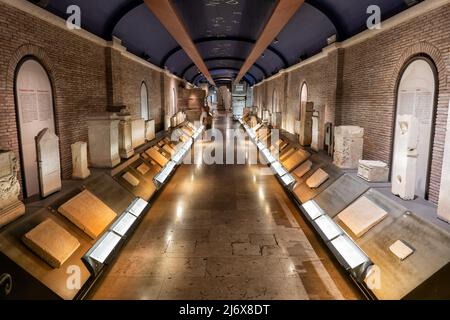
[15,58,57,198]
[392,57,437,199]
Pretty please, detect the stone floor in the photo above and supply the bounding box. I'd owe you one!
[89,112,363,300]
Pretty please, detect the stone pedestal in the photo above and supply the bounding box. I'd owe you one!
[36,129,62,198]
[131,118,146,149]
[391,115,419,200]
[333,126,364,169]
[145,120,156,141]
[71,142,90,180]
[299,102,314,146]
[438,104,450,222]
[117,113,134,159]
[325,123,333,157]
[0,151,25,228]
[87,113,120,168]
[311,111,320,151]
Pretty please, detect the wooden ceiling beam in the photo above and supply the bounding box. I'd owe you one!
[235,0,305,83]
[144,0,216,86]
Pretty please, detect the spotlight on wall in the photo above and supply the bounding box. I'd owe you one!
[273,38,279,45]
[327,34,337,45]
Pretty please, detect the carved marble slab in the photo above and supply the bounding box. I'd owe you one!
[293,160,313,179]
[122,172,140,187]
[337,195,388,238]
[23,219,80,268]
[145,120,156,141]
[146,147,169,167]
[36,129,62,197]
[333,126,364,169]
[87,113,120,168]
[71,142,90,180]
[58,190,117,239]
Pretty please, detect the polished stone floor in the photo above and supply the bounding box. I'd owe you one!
[90,112,362,300]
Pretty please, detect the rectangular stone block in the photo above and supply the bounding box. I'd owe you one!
[58,190,117,239]
[358,160,389,182]
[145,120,156,141]
[293,160,312,179]
[131,118,146,149]
[71,142,90,180]
[391,115,419,200]
[146,147,169,167]
[337,195,388,237]
[282,149,311,172]
[333,126,364,169]
[306,168,329,188]
[36,128,62,197]
[122,171,140,187]
[117,113,134,159]
[23,219,80,268]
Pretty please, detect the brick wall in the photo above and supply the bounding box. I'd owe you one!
[254,4,450,204]
[0,2,180,193]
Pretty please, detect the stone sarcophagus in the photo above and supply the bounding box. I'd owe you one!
[36,129,62,198]
[391,115,419,200]
[299,102,314,146]
[71,142,90,180]
[87,113,120,168]
[0,151,26,228]
[333,126,364,169]
[358,160,389,182]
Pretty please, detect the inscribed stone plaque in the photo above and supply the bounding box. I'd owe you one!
[36,128,62,197]
[122,172,140,187]
[145,120,156,141]
[337,196,388,238]
[137,163,150,175]
[0,152,13,178]
[146,147,169,167]
[131,118,146,149]
[58,190,117,239]
[23,219,80,268]
[306,168,329,188]
[293,160,312,179]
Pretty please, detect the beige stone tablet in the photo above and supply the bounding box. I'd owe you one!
[137,163,150,175]
[122,172,140,187]
[294,160,313,178]
[306,168,329,188]
[146,147,169,167]
[337,196,388,238]
[162,144,176,156]
[58,190,117,239]
[23,219,80,268]
[282,149,311,172]
[389,240,414,260]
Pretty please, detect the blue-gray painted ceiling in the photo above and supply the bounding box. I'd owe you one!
[30,0,413,86]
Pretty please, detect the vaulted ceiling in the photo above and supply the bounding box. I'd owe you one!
[30,0,416,86]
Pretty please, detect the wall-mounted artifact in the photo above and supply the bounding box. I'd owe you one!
[117,113,134,159]
[58,190,117,239]
[333,126,364,169]
[391,115,419,200]
[36,128,62,197]
[23,219,80,268]
[71,142,90,180]
[87,113,120,168]
[0,151,25,228]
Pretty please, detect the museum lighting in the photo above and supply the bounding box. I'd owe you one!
[128,198,149,218]
[154,160,177,188]
[302,200,325,220]
[313,215,343,241]
[87,231,122,265]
